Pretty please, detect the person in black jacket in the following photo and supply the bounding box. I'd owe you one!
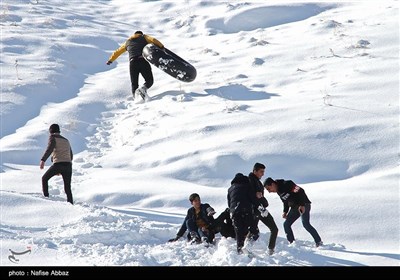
[106,31,164,100]
[264,177,323,247]
[248,163,278,255]
[168,193,217,244]
[227,173,259,254]
[210,207,236,239]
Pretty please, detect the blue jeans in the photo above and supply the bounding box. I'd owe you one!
[186,218,213,241]
[283,203,321,244]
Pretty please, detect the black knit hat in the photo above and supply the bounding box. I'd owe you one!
[49,123,60,133]
[134,30,143,35]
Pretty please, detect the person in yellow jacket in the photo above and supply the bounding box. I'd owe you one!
[106,31,164,100]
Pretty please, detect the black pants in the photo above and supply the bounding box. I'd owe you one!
[211,208,236,238]
[129,58,153,95]
[232,211,254,251]
[42,162,73,204]
[250,212,278,250]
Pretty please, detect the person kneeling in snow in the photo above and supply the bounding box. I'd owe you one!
[168,193,235,244]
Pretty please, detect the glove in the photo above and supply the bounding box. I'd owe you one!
[168,236,180,242]
[258,205,269,218]
[106,60,112,65]
[206,207,216,216]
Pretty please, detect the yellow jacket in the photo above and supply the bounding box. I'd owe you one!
[108,33,164,62]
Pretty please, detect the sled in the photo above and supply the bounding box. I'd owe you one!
[142,44,197,82]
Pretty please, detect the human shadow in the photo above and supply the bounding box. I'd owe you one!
[149,90,207,101]
[150,84,279,102]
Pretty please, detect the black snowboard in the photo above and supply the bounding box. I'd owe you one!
[142,44,197,83]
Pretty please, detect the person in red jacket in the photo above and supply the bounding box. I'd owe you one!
[264,177,322,247]
[106,31,164,100]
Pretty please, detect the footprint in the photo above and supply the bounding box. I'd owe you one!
[81,163,94,169]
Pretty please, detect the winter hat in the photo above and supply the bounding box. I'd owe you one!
[231,173,248,185]
[49,123,60,133]
[134,30,143,35]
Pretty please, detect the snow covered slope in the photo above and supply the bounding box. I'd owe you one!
[1,0,399,266]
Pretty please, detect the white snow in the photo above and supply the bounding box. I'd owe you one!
[1,0,399,267]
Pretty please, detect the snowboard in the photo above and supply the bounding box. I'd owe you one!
[142,44,197,83]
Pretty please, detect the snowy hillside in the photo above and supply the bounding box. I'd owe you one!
[1,0,399,266]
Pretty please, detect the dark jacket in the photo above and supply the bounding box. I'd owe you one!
[227,173,258,217]
[275,179,312,213]
[248,172,269,209]
[125,35,149,60]
[176,203,215,237]
[108,33,164,62]
[41,133,73,163]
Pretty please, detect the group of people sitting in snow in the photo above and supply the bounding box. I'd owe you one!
[168,163,323,255]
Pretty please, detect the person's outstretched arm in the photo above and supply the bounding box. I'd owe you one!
[106,42,127,64]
